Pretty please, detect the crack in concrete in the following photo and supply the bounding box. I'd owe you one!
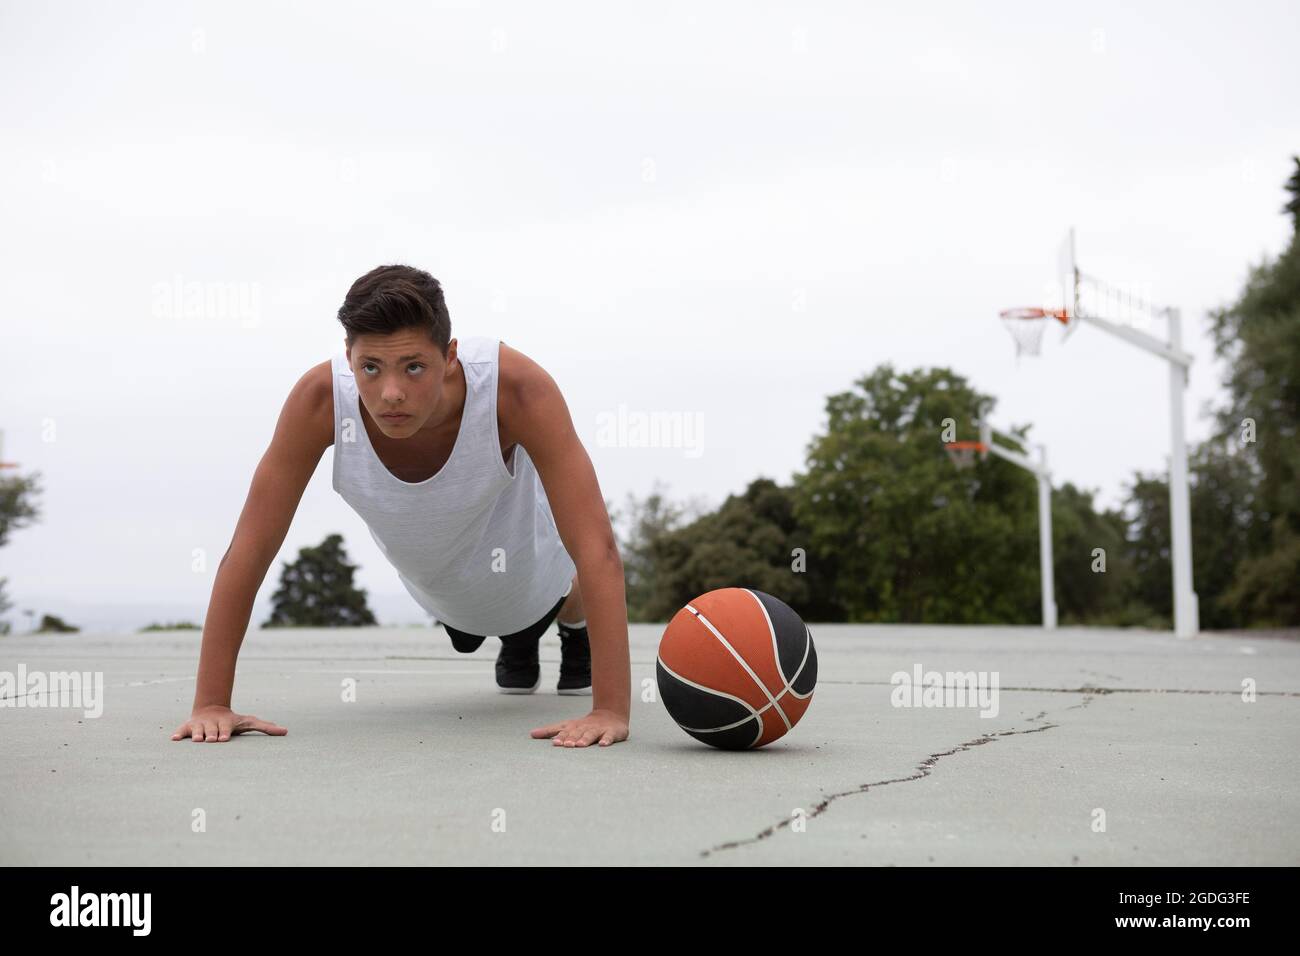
[703,674,1283,860]
[700,695,1101,859]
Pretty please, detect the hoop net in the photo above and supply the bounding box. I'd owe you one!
[944,440,988,470]
[999,307,1069,358]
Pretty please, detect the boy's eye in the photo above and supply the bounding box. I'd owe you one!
[360,363,423,375]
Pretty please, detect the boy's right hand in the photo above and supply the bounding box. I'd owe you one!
[171,705,288,743]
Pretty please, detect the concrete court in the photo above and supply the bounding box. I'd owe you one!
[1,622,1297,866]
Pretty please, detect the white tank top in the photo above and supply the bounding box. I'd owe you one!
[330,336,576,635]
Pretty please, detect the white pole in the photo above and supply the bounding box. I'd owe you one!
[1037,445,1057,630]
[1166,309,1200,638]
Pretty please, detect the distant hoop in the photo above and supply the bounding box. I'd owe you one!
[999,307,1071,357]
[999,307,1070,323]
[0,462,18,470]
[944,440,988,470]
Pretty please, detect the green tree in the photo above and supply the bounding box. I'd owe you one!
[1050,483,1131,624]
[613,482,706,622]
[792,365,1041,623]
[0,470,42,548]
[1187,442,1258,629]
[0,578,11,635]
[1121,440,1260,630]
[263,533,377,627]
[1204,155,1300,625]
[1,464,43,635]
[36,614,79,633]
[1221,523,1300,626]
[632,478,840,622]
[1123,473,1173,624]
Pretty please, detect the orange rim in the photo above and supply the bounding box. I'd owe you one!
[999,307,1070,324]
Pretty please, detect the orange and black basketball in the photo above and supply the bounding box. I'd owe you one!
[656,588,817,749]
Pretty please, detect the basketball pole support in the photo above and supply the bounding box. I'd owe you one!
[977,419,1058,630]
[1074,308,1200,638]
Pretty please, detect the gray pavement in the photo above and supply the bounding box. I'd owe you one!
[2,623,1297,865]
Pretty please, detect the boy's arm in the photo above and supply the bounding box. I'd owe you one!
[504,352,630,748]
[171,362,334,742]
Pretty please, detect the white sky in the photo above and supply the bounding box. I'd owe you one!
[1,0,1297,627]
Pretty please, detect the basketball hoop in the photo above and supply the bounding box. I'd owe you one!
[999,307,1070,358]
[944,440,988,470]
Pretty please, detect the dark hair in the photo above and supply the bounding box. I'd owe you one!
[337,264,452,355]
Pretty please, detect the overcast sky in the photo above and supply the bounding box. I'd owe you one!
[1,0,1296,628]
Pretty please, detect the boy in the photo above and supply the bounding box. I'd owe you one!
[171,265,631,749]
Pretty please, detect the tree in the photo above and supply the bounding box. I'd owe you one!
[0,470,42,548]
[36,614,79,633]
[1221,523,1300,626]
[1123,472,1173,624]
[263,533,377,627]
[1284,154,1300,228]
[631,478,841,622]
[1050,483,1131,625]
[0,465,43,635]
[791,365,1041,623]
[1121,441,1260,630]
[612,482,706,622]
[1187,441,1259,629]
[1203,155,1300,625]
[0,578,11,635]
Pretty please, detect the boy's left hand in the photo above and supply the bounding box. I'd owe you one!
[531,709,629,748]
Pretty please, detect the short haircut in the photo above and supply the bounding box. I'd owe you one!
[337,264,451,355]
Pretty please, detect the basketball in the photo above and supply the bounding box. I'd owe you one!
[655,588,817,750]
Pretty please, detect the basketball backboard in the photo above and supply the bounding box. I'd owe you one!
[1002,233,1076,357]
[1058,228,1081,340]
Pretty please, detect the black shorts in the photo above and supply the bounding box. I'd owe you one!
[442,585,570,646]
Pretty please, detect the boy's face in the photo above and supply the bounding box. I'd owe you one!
[345,328,458,438]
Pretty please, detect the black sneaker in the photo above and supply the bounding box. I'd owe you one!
[557,623,592,696]
[496,634,541,694]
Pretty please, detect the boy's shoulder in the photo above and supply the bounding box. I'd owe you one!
[497,340,560,399]
[496,341,565,436]
[300,358,335,408]
[283,359,336,448]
